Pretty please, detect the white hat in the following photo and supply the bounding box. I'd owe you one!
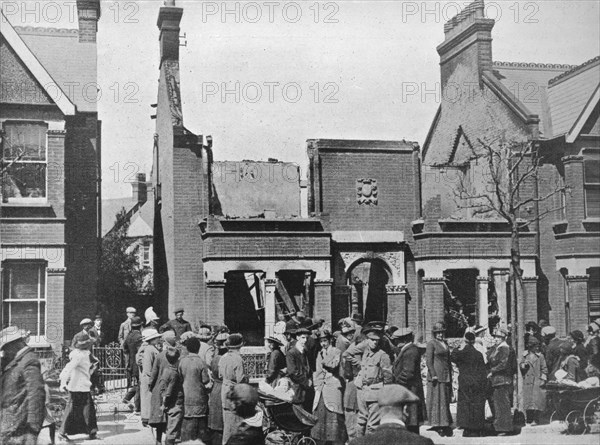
[0,326,28,348]
[144,307,159,325]
[541,326,557,336]
[80,318,93,326]
[142,328,162,342]
[126,307,136,313]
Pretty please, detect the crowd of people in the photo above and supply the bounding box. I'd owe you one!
[1,308,600,445]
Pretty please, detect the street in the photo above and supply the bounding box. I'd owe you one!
[34,390,600,445]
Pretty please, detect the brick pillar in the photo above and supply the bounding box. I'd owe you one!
[423,277,445,341]
[522,276,538,324]
[477,276,489,327]
[264,277,277,337]
[206,280,225,326]
[313,279,333,325]
[566,275,589,333]
[493,270,509,326]
[562,155,585,231]
[386,285,408,328]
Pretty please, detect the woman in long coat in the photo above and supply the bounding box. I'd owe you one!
[265,336,286,387]
[311,330,347,445]
[59,335,98,440]
[425,321,453,437]
[450,332,487,437]
[520,337,547,424]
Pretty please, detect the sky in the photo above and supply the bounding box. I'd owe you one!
[2,1,599,198]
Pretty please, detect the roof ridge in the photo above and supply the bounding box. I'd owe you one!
[549,56,600,86]
[493,61,575,71]
[13,26,78,36]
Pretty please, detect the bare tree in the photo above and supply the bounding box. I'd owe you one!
[453,137,567,415]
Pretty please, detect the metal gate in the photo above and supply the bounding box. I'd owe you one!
[92,341,128,392]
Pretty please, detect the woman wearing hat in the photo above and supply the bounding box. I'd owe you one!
[520,337,547,425]
[311,329,347,445]
[450,331,487,437]
[265,335,286,387]
[570,330,589,377]
[219,333,249,444]
[58,333,99,441]
[586,320,600,371]
[208,332,229,444]
[552,340,582,382]
[425,322,453,437]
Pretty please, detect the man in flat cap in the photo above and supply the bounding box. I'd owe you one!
[349,385,434,445]
[71,318,95,348]
[159,308,192,340]
[391,327,425,435]
[119,307,137,348]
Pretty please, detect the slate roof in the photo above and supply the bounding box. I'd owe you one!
[492,58,600,140]
[547,57,600,137]
[102,197,136,237]
[491,61,574,138]
[14,26,97,113]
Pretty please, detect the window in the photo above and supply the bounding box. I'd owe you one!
[1,121,48,203]
[589,268,600,322]
[584,153,600,218]
[142,240,150,267]
[2,262,46,336]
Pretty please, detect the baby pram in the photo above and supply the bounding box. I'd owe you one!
[545,382,600,435]
[259,390,318,445]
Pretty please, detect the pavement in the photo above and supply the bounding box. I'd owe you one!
[35,390,600,445]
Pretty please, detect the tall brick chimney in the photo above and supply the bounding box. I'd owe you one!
[76,0,100,43]
[157,2,183,67]
[437,0,494,86]
[132,173,148,205]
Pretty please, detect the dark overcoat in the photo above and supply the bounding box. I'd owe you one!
[451,343,487,430]
[0,347,46,444]
[392,342,426,426]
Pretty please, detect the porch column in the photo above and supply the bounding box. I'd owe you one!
[206,280,226,325]
[566,275,589,333]
[522,276,538,325]
[422,277,445,341]
[386,284,407,328]
[264,277,277,337]
[492,270,509,327]
[477,276,489,328]
[313,278,333,325]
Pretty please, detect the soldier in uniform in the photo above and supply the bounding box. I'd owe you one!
[343,322,393,437]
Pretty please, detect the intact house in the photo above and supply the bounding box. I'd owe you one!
[0,0,101,350]
[415,0,600,337]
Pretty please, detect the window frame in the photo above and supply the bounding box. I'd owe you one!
[1,120,49,204]
[583,149,600,219]
[1,261,47,337]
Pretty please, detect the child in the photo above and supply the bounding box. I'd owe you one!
[520,337,547,425]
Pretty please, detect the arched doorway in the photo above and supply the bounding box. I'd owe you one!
[347,259,391,323]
